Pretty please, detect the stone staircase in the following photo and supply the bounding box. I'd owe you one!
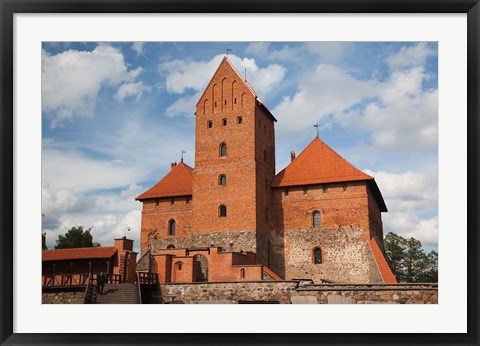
[94,283,140,304]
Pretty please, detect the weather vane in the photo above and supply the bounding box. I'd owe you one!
[181,149,186,163]
[226,48,232,57]
[313,123,319,138]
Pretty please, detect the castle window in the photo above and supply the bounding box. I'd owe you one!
[313,247,323,264]
[224,100,227,106]
[170,199,174,205]
[186,196,190,204]
[237,116,243,124]
[343,184,347,192]
[175,261,183,271]
[215,101,217,107]
[222,118,227,126]
[219,174,226,186]
[312,211,320,228]
[219,143,227,157]
[285,189,289,196]
[303,187,308,195]
[167,244,175,249]
[207,121,213,129]
[234,98,237,104]
[155,200,159,207]
[240,268,245,278]
[322,186,328,194]
[219,205,227,217]
[168,219,176,236]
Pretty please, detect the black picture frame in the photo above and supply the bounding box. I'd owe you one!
[1,1,479,345]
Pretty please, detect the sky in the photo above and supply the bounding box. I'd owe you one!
[41,41,438,254]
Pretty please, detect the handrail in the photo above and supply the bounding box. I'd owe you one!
[136,272,142,304]
[42,272,123,288]
[82,273,96,304]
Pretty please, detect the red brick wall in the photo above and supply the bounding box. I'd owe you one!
[272,181,370,235]
[140,196,192,251]
[193,60,258,233]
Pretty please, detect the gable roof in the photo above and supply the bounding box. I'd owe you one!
[196,56,277,122]
[272,137,387,211]
[42,247,116,262]
[135,162,193,200]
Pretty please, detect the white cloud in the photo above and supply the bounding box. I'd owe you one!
[272,42,437,152]
[43,183,143,253]
[386,42,436,70]
[274,64,377,139]
[365,169,438,212]
[365,169,438,247]
[42,44,145,127]
[383,213,438,247]
[158,54,286,117]
[305,42,350,63]
[131,42,145,56]
[165,91,201,118]
[115,81,151,102]
[42,148,140,192]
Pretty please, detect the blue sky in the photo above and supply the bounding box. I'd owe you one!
[41,42,438,253]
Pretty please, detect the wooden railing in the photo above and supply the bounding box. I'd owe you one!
[83,273,96,304]
[137,272,158,286]
[42,273,91,287]
[42,273,123,287]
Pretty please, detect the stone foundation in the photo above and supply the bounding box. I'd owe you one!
[42,289,85,304]
[159,281,438,304]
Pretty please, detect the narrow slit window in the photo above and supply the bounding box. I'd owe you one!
[219,205,227,217]
[313,247,323,264]
[168,219,176,236]
[220,143,227,157]
[312,211,320,228]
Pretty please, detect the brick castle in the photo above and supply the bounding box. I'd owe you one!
[135,57,397,284]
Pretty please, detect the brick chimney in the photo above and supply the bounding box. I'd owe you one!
[170,162,177,170]
[114,237,133,251]
[290,151,296,162]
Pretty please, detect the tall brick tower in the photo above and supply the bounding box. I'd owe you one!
[192,57,276,260]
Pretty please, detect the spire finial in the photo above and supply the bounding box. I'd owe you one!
[313,123,319,138]
[180,149,186,163]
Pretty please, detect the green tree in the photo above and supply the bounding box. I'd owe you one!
[384,232,438,283]
[54,226,99,249]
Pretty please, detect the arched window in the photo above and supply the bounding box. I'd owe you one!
[175,261,183,271]
[207,120,213,129]
[222,118,227,126]
[312,211,320,228]
[168,219,176,236]
[313,247,323,264]
[240,268,245,278]
[167,244,175,249]
[237,116,242,124]
[219,205,227,217]
[219,174,226,186]
[219,143,227,157]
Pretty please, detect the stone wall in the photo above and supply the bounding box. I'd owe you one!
[283,227,378,283]
[147,230,257,255]
[159,281,438,304]
[42,289,85,304]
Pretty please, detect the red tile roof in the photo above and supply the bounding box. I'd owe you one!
[272,137,373,187]
[136,162,193,200]
[369,237,398,283]
[42,247,116,262]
